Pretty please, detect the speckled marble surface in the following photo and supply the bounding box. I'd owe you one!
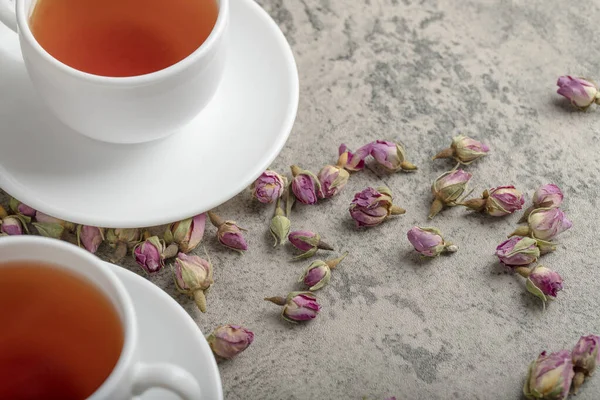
[2,0,600,399]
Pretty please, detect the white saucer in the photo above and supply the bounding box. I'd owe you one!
[0,0,298,228]
[110,263,223,400]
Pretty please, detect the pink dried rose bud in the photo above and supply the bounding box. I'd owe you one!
[9,198,36,218]
[369,140,417,172]
[557,75,599,109]
[510,208,572,241]
[0,215,28,236]
[133,236,174,275]
[298,253,348,291]
[571,334,600,393]
[318,152,350,199]
[462,186,524,216]
[523,350,574,400]
[349,186,406,227]
[407,227,457,257]
[208,212,248,252]
[433,135,490,165]
[251,170,287,204]
[338,143,371,172]
[164,213,206,253]
[518,265,563,304]
[207,325,254,360]
[33,211,74,239]
[288,230,333,259]
[495,237,540,267]
[265,292,321,323]
[521,184,564,223]
[290,165,322,205]
[172,251,214,313]
[76,225,104,254]
[429,169,472,219]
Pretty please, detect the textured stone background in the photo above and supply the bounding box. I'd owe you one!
[2,0,600,398]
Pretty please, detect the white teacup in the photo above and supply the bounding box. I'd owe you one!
[0,0,228,144]
[0,236,204,399]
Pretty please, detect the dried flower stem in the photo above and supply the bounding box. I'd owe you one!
[208,211,225,228]
[515,266,531,278]
[163,243,179,259]
[194,290,207,313]
[508,226,531,238]
[432,147,453,161]
[264,296,286,306]
[428,198,444,219]
[326,252,349,269]
[391,205,406,215]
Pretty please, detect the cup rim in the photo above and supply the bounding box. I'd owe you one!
[16,0,229,85]
[0,236,137,398]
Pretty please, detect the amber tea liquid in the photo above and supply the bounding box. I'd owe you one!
[29,0,219,77]
[0,261,124,400]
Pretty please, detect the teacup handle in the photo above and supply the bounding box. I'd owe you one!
[133,362,202,399]
[0,0,16,32]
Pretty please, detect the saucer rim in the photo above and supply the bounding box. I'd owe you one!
[110,263,224,400]
[0,0,299,228]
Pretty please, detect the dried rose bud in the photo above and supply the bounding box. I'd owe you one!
[133,236,171,274]
[318,153,350,199]
[429,169,472,219]
[0,205,7,219]
[350,186,406,227]
[495,237,540,267]
[265,292,321,323]
[433,135,489,165]
[269,200,290,246]
[76,225,104,254]
[288,230,333,259]
[572,335,600,394]
[557,76,599,109]
[33,211,74,239]
[462,186,524,216]
[369,140,417,172]
[523,350,574,400]
[207,325,254,360]
[106,228,141,263]
[338,143,371,172]
[521,184,564,223]
[299,253,347,291]
[164,213,206,253]
[9,198,36,218]
[407,226,457,257]
[510,208,572,241]
[251,170,287,204]
[518,265,563,304]
[208,212,248,252]
[0,215,28,236]
[290,165,322,205]
[172,251,214,313]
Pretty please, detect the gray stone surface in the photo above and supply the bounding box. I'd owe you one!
[2,0,600,398]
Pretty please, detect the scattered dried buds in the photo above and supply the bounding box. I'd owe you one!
[557,76,600,109]
[207,325,254,361]
[265,292,321,323]
[76,225,104,254]
[495,237,540,268]
[0,215,28,236]
[106,228,141,263]
[133,236,177,274]
[164,213,206,253]
[572,335,600,393]
[429,169,472,219]
[509,208,572,241]
[269,200,291,247]
[9,198,36,218]
[318,152,350,199]
[208,212,248,253]
[462,186,524,216]
[288,230,333,259]
[172,251,214,312]
[520,184,564,222]
[290,165,322,205]
[369,140,417,172]
[523,350,574,400]
[433,135,489,165]
[407,227,457,257]
[515,265,564,304]
[350,187,405,227]
[252,170,287,204]
[298,253,348,291]
[33,211,74,239]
